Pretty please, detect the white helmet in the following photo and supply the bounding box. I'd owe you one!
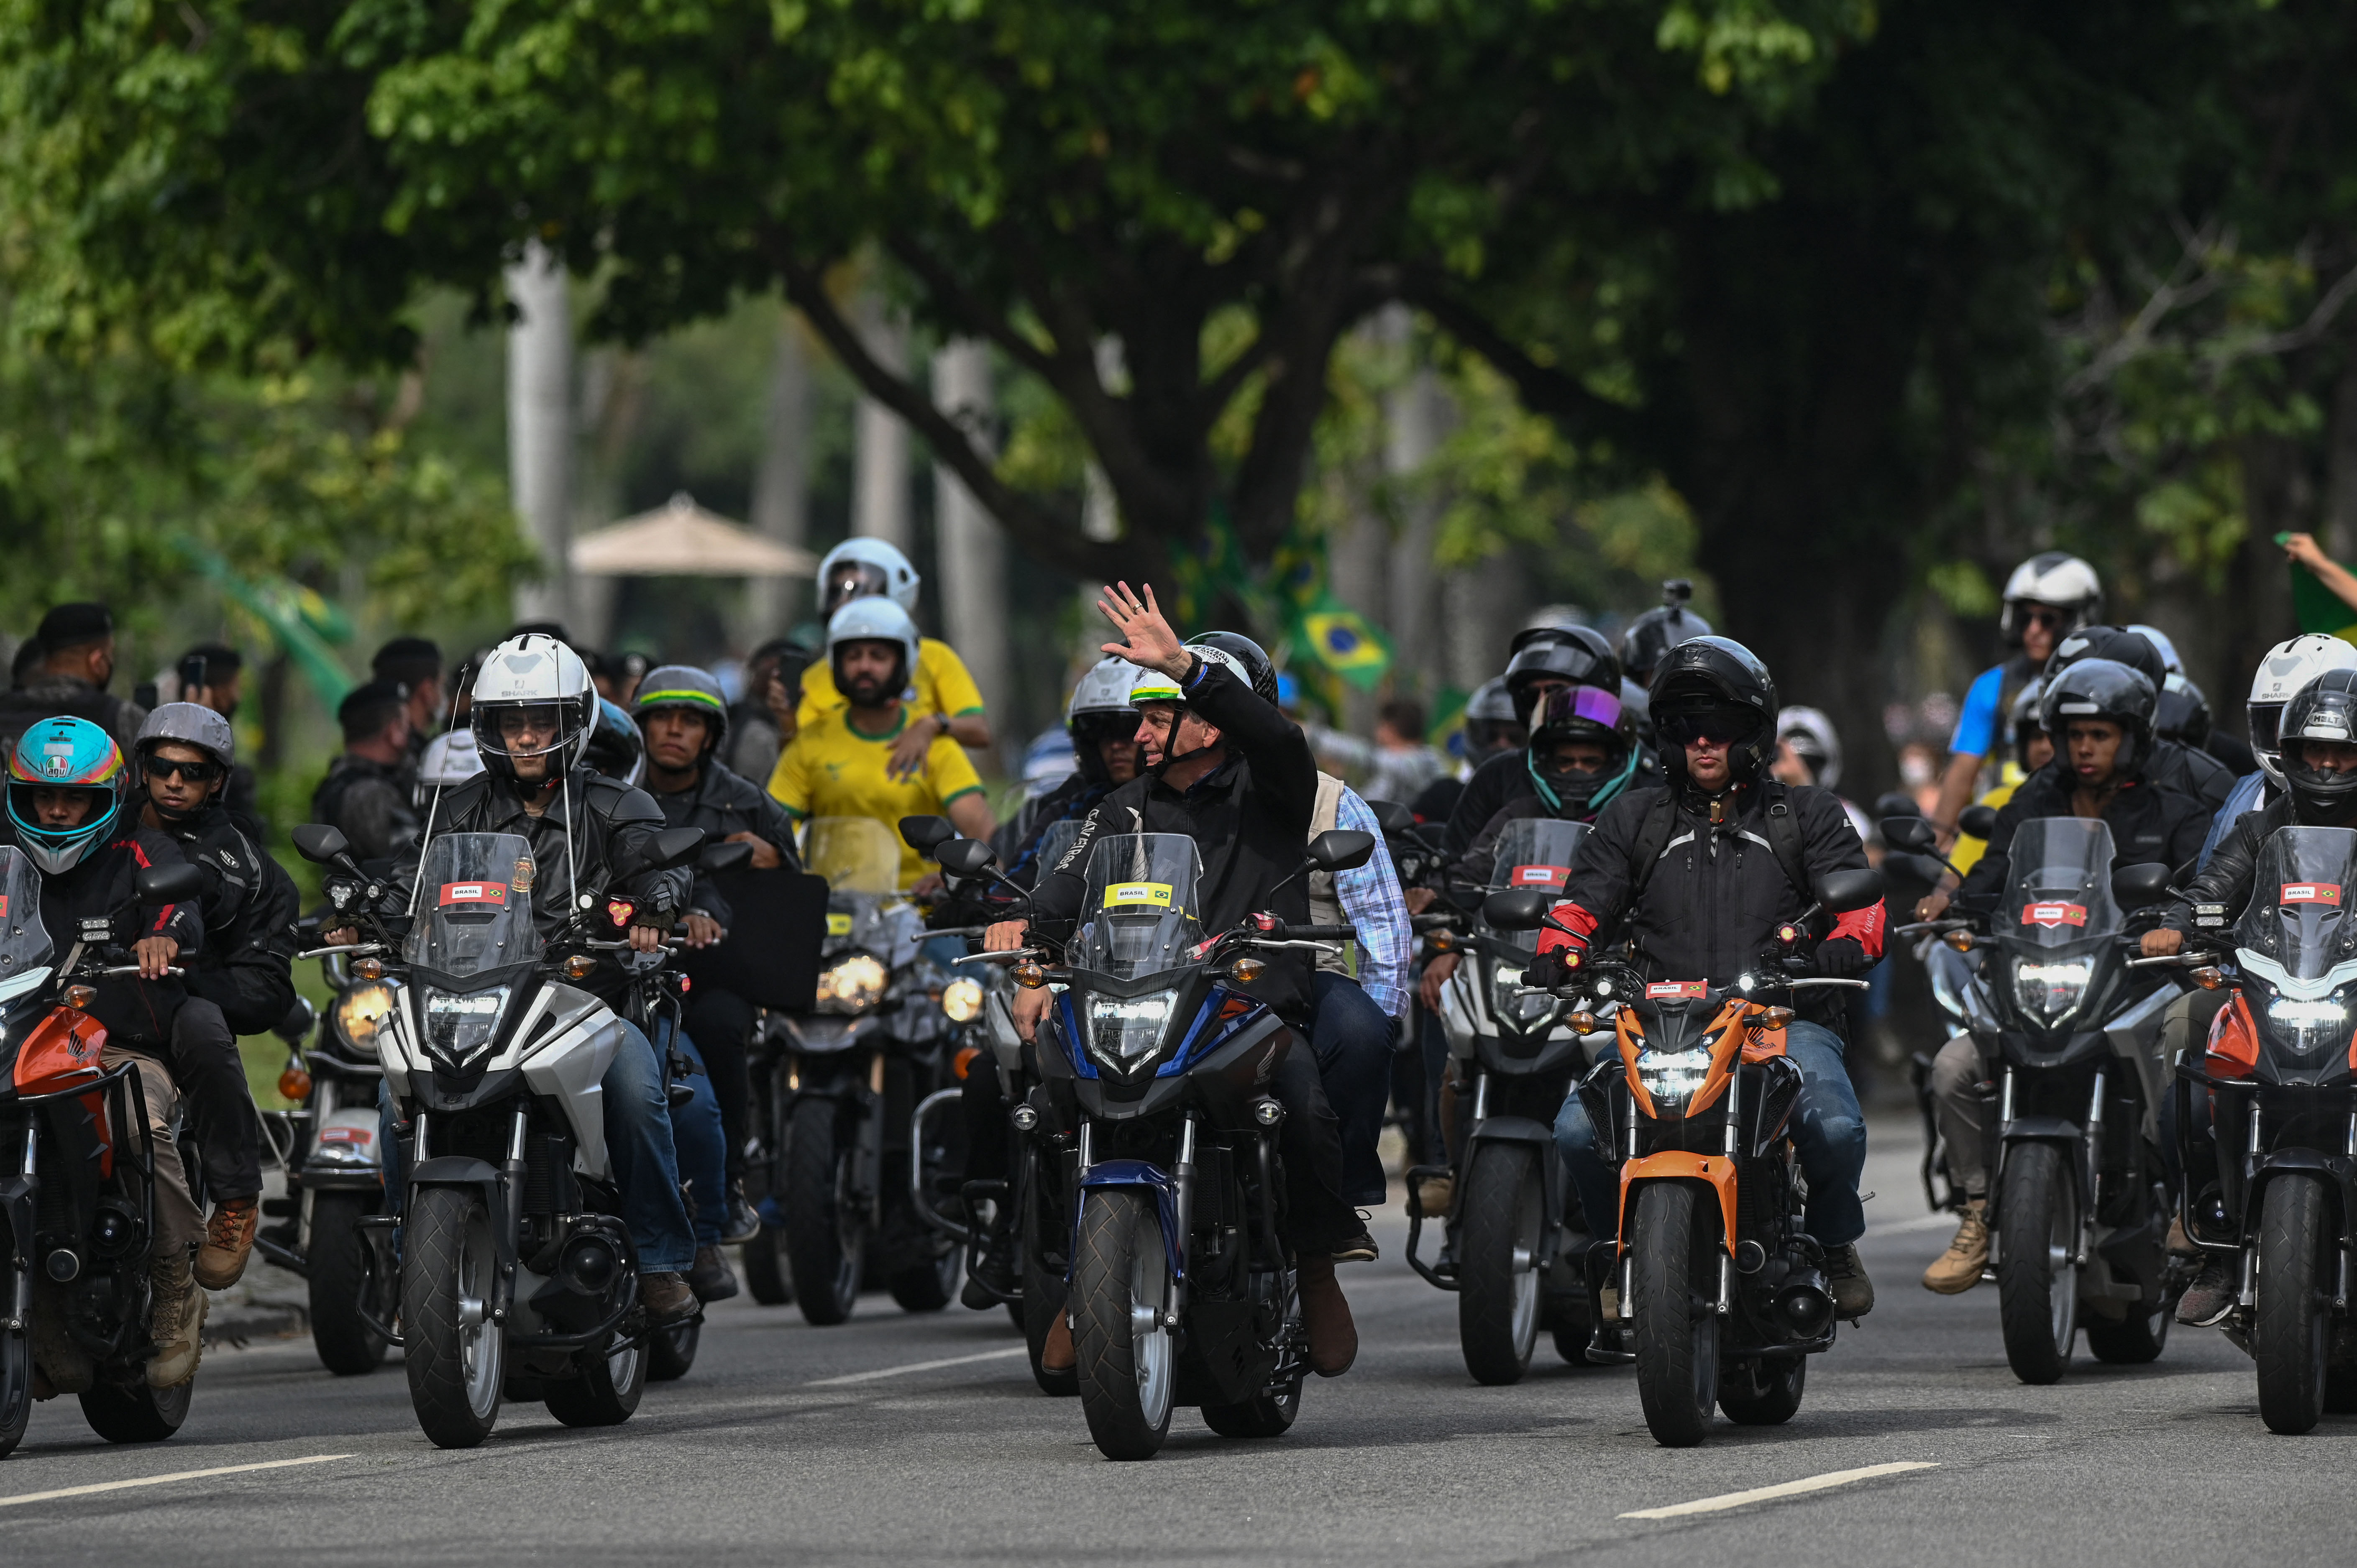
[818,537,920,616]
[1067,655,1141,724]
[2249,634,2357,786]
[1021,726,1079,801]
[469,633,595,781]
[826,597,921,699]
[2000,551,2103,639]
[2127,624,2183,676]
[413,729,486,808]
[1774,706,1843,790]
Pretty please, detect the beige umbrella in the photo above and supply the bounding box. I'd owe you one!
[569,492,817,577]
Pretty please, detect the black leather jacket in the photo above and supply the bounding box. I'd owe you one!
[143,798,301,1036]
[646,759,801,925]
[10,826,205,1044]
[2162,794,2295,935]
[1957,761,2213,910]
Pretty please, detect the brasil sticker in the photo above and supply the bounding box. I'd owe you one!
[1510,864,1570,889]
[826,912,854,937]
[2022,902,2087,929]
[438,882,507,908]
[1646,981,1708,1000]
[1103,881,1174,911]
[2281,883,2343,906]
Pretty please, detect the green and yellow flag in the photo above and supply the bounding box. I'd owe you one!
[1292,591,1393,691]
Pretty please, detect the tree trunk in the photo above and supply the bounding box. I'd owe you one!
[1382,310,1455,700]
[933,339,1008,765]
[747,312,814,643]
[506,240,575,629]
[853,291,913,554]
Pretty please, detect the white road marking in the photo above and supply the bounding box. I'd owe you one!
[806,1346,1030,1386]
[1620,1461,1939,1519]
[0,1453,357,1509]
[1865,1213,1960,1238]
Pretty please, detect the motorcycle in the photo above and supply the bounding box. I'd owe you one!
[936,824,1374,1460]
[0,844,207,1456]
[290,819,706,1449]
[1886,813,2189,1384]
[1489,865,1883,1447]
[744,816,961,1324]
[2173,823,2357,1432]
[1404,817,1602,1384]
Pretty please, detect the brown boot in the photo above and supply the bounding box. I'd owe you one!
[1042,1310,1075,1374]
[1921,1200,1988,1295]
[194,1197,258,1291]
[1298,1255,1357,1377]
[638,1271,699,1325]
[147,1256,205,1389]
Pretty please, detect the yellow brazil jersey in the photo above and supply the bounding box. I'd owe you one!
[1947,771,2022,877]
[767,706,987,890]
[798,637,985,732]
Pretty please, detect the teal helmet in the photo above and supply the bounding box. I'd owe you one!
[8,716,128,874]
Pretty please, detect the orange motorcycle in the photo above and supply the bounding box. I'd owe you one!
[1491,866,1882,1447]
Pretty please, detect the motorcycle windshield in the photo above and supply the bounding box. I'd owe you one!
[1072,834,1205,981]
[1486,819,1589,957]
[1996,818,2123,951]
[0,846,54,1001]
[804,817,902,897]
[2236,825,2357,981]
[405,832,544,978]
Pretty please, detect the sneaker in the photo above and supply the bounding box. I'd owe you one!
[1921,1200,1988,1295]
[1297,1254,1358,1377]
[639,1271,701,1325]
[146,1258,205,1389]
[2176,1255,2237,1326]
[1825,1243,1876,1320]
[193,1197,258,1291]
[686,1245,740,1303]
[1333,1215,1379,1264]
[719,1179,762,1246]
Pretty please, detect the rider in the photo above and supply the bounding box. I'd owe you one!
[2147,668,2357,1324]
[2195,635,2357,871]
[797,539,993,778]
[987,585,1363,1378]
[310,679,422,867]
[2043,626,2236,811]
[173,642,265,829]
[363,635,704,1322]
[1913,658,2211,1292]
[1948,676,2050,879]
[1616,580,1712,693]
[768,598,998,889]
[632,665,803,1246]
[1525,637,1881,1328]
[5,718,210,1388]
[130,703,303,1292]
[997,655,1142,887]
[1931,552,2103,842]
[1442,625,1623,858]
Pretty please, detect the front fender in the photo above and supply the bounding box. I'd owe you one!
[1076,1159,1185,1282]
[1466,1114,1556,1147]
[1998,1114,2083,1146]
[1617,1151,1738,1258]
[409,1155,501,1192]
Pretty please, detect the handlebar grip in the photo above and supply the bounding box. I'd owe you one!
[1284,924,1359,941]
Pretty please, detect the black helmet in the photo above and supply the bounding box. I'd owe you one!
[2039,657,2155,775]
[583,697,647,788]
[1619,581,1713,688]
[1185,631,1279,706]
[1649,635,1778,785]
[1462,678,1524,759]
[2278,669,2357,824]
[1525,683,1639,819]
[2046,625,2165,688]
[2155,671,2212,747]
[1502,626,1620,721]
[2008,675,2048,772]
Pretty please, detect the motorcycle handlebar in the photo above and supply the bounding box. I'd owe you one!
[92,964,186,978]
[296,943,384,961]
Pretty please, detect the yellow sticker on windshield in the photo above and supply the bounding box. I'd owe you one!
[826,912,854,936]
[1103,881,1174,911]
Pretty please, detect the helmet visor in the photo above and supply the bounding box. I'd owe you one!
[2250,702,2285,758]
[476,702,571,760]
[824,562,892,614]
[1656,708,1752,747]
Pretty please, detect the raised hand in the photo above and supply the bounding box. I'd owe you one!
[1097,581,1191,680]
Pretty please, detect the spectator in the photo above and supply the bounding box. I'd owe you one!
[371,636,447,747]
[725,637,809,783]
[176,642,264,829]
[1305,698,1451,806]
[309,680,419,866]
[0,602,148,757]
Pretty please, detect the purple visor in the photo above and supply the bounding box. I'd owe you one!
[1559,686,1622,727]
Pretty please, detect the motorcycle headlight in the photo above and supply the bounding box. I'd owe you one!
[333,981,398,1058]
[2265,994,2353,1056]
[941,977,985,1023]
[2012,957,2093,1024]
[814,955,888,1015]
[421,986,509,1066]
[1635,1043,1716,1111]
[1489,962,1558,1028]
[1084,989,1180,1074]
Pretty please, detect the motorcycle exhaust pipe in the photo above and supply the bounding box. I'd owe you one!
[1777,1280,1833,1335]
[556,1231,620,1297]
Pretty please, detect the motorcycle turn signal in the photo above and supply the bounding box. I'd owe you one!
[1012,961,1047,989]
[564,954,599,980]
[1944,930,1975,952]
[2191,966,2229,990]
[353,956,386,980]
[1226,956,1267,984]
[63,984,97,1010]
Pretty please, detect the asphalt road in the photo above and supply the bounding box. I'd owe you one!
[5,1121,2354,1567]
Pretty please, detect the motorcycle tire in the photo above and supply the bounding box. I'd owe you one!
[783,1098,863,1326]
[402,1184,506,1449]
[1551,1321,1593,1366]
[1997,1142,2079,1386]
[648,1317,701,1382]
[740,1223,793,1307]
[2323,1363,2357,1414]
[1023,1199,1076,1399]
[1200,1376,1302,1440]
[0,1322,29,1459]
[1457,1142,1544,1386]
[307,1192,389,1376]
[1629,1181,1719,1449]
[545,1329,647,1427]
[888,1243,960,1313]
[1072,1188,1176,1461]
[2255,1173,2333,1435]
[1717,1354,1806,1425]
[2084,1299,2170,1365]
[79,1376,191,1444]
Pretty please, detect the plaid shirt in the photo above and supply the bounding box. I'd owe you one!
[1334,786,1412,1017]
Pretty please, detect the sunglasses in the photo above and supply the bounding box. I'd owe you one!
[2019,608,2066,630]
[145,757,222,785]
[1658,713,1749,747]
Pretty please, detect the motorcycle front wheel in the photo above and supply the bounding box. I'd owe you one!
[1717,1354,1806,1425]
[887,1239,961,1313]
[403,1184,505,1449]
[2255,1173,2333,1435]
[783,1098,863,1326]
[1457,1141,1543,1386]
[0,1318,28,1458]
[545,1329,647,1427]
[80,1376,191,1444]
[1072,1188,1175,1461]
[307,1192,389,1376]
[1996,1142,2078,1385]
[1630,1181,1719,1448]
[648,1317,701,1382]
[740,1223,793,1306]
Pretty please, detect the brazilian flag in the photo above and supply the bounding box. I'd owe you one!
[174,537,356,710]
[1293,591,1393,691]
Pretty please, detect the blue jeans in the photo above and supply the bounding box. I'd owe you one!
[662,1023,729,1247]
[1309,972,1395,1207]
[1552,1019,1866,1247]
[378,1015,697,1273]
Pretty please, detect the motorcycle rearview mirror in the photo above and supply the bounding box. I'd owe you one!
[1957,803,1999,840]
[618,825,708,879]
[899,815,957,857]
[1873,792,1920,822]
[2111,862,2175,908]
[937,837,1001,879]
[698,840,755,875]
[1810,868,1886,915]
[135,862,205,906]
[1306,829,1376,874]
[1367,798,1417,836]
[1879,814,1936,853]
[1482,889,1553,931]
[290,822,354,868]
